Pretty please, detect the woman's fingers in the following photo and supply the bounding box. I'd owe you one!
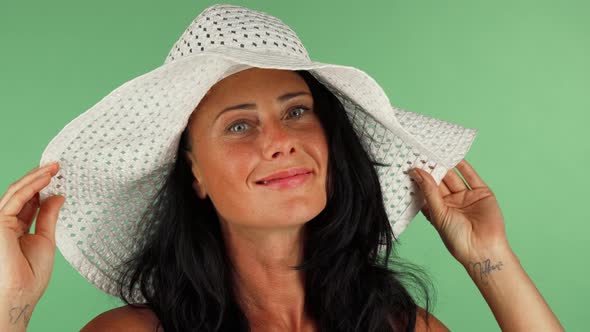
[1,172,54,219]
[443,167,469,192]
[455,159,487,189]
[17,193,41,233]
[438,174,452,196]
[0,162,59,212]
[33,194,64,249]
[411,168,447,227]
[439,159,483,194]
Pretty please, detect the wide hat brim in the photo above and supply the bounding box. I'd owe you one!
[39,45,478,301]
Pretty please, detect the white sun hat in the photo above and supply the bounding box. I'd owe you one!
[38,3,478,301]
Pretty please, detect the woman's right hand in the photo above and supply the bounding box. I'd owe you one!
[0,162,65,305]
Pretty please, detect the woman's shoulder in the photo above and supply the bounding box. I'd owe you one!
[415,306,451,332]
[80,304,162,332]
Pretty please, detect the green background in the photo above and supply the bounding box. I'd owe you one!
[1,0,586,330]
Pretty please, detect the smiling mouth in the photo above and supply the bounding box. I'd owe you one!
[256,171,312,185]
[255,171,313,189]
[255,167,313,184]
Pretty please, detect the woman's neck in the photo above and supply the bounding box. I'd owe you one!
[221,222,315,330]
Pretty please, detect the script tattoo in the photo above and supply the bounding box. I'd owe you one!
[466,258,504,285]
[9,304,31,327]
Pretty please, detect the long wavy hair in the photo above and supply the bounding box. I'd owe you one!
[116,69,435,331]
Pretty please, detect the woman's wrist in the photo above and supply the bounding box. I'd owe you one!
[460,243,564,331]
[461,242,518,283]
[0,290,38,332]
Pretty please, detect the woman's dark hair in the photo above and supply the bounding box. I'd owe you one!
[116,69,435,331]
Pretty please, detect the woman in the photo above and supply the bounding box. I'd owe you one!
[0,4,563,332]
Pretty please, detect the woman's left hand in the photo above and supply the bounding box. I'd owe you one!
[409,159,509,266]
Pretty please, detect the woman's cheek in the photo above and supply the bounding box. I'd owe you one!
[217,144,258,180]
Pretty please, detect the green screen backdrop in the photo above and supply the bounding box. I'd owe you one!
[0,0,586,330]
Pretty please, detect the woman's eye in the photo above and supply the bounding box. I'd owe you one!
[287,106,310,119]
[225,106,311,134]
[226,121,251,134]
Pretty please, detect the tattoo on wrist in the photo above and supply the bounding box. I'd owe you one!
[9,304,31,327]
[466,258,504,285]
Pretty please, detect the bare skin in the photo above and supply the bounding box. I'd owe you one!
[184,68,328,331]
[0,162,64,332]
[409,162,564,331]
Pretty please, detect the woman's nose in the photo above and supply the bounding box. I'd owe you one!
[260,119,297,160]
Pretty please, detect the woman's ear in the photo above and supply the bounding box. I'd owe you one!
[192,178,208,199]
[184,151,208,199]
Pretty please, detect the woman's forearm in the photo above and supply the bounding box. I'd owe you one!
[463,245,564,331]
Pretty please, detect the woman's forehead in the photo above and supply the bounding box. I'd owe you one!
[191,68,310,119]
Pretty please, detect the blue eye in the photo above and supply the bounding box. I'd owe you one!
[225,106,311,134]
[227,121,251,133]
[287,106,309,119]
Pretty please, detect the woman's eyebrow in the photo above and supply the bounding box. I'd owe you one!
[214,91,311,122]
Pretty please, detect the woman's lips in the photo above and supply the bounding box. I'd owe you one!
[256,171,313,190]
[256,167,312,183]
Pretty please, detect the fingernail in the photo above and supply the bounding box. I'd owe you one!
[410,169,423,184]
[42,161,58,168]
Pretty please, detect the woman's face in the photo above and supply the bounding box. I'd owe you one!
[185,68,329,230]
